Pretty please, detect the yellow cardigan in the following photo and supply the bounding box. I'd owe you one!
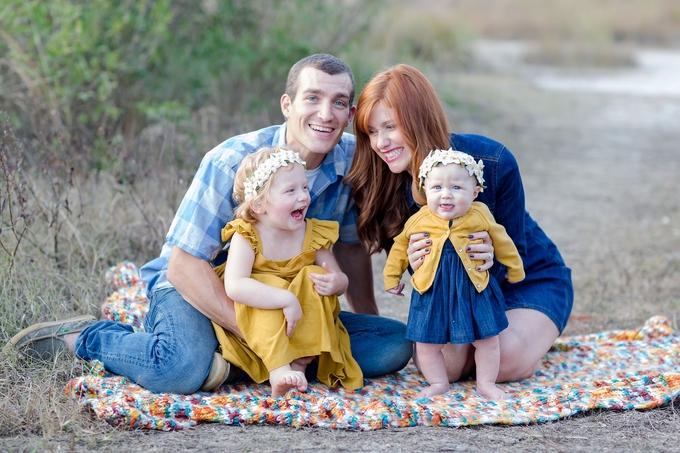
[384,202,525,295]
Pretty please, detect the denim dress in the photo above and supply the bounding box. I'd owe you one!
[406,240,509,344]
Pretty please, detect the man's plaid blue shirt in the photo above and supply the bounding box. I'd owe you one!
[140,123,359,293]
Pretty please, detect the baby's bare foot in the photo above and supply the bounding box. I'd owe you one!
[415,383,449,399]
[270,367,308,398]
[477,382,507,400]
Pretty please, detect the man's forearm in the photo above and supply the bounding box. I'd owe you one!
[167,246,243,337]
[333,242,378,315]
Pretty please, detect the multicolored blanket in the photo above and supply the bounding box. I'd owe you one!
[65,262,680,430]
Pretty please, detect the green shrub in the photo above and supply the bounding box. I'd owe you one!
[0,0,382,173]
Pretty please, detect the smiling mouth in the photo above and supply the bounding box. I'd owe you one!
[310,124,334,133]
[384,148,403,162]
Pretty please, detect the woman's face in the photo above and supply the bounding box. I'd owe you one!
[366,103,413,175]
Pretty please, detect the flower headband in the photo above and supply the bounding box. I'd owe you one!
[244,150,306,200]
[418,148,486,192]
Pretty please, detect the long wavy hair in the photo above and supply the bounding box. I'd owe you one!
[345,64,450,254]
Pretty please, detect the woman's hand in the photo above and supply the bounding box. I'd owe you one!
[467,231,495,272]
[408,231,495,272]
[407,232,431,272]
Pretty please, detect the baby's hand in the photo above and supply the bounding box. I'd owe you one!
[309,262,349,296]
[387,283,405,297]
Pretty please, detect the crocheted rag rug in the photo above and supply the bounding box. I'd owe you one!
[65,262,680,431]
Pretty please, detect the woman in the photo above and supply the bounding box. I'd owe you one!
[346,64,573,383]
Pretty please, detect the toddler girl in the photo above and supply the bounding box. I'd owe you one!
[213,146,362,397]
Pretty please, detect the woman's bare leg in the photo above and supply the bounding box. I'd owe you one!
[437,309,559,385]
[472,335,506,399]
[439,343,475,382]
[414,342,449,398]
[497,309,559,382]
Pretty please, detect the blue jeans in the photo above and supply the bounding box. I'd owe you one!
[75,287,413,393]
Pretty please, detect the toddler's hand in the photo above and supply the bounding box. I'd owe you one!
[281,292,302,337]
[387,283,405,297]
[309,262,349,296]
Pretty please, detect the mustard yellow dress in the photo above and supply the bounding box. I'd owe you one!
[212,218,363,390]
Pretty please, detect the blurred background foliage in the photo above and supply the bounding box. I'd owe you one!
[0,0,382,173]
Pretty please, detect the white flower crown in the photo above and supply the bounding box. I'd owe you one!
[418,148,486,192]
[243,150,306,201]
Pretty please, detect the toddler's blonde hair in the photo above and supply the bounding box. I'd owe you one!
[232,146,300,222]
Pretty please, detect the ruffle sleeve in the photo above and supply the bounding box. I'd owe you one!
[308,219,340,251]
[221,218,259,251]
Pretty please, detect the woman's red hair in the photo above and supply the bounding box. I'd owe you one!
[345,64,451,254]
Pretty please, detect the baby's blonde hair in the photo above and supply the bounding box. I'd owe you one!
[232,146,300,222]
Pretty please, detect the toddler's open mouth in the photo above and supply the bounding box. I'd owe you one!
[291,208,306,220]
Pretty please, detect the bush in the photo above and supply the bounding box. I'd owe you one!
[0,0,381,173]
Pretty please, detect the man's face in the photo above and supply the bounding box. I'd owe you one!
[281,67,356,169]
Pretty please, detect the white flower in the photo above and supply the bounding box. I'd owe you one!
[418,148,485,192]
[243,150,306,200]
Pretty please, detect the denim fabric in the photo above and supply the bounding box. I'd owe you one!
[450,134,573,333]
[337,311,412,378]
[75,289,413,393]
[408,134,574,333]
[74,287,217,394]
[406,241,508,344]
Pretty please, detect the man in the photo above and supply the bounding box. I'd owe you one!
[5,54,413,394]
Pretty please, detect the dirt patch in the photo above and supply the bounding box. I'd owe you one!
[4,43,680,453]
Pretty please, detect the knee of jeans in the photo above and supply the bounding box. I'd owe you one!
[391,338,415,368]
[146,347,214,394]
[362,337,413,378]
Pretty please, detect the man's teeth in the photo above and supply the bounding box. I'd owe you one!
[310,125,333,133]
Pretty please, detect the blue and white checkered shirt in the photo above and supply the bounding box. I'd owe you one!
[140,123,359,293]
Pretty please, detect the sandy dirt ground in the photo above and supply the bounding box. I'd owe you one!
[4,42,680,452]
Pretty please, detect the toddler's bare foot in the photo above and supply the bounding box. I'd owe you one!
[477,382,507,400]
[270,367,308,398]
[415,383,449,399]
